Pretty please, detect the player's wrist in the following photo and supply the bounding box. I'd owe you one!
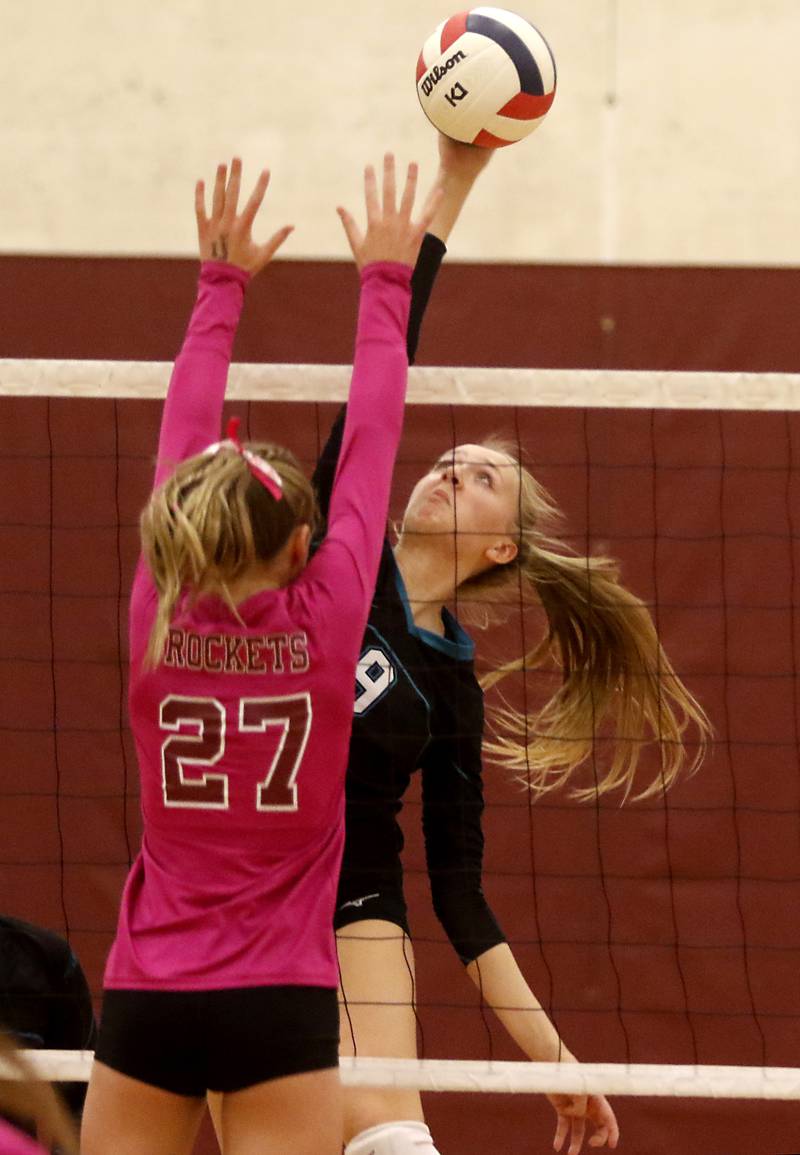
[515,1021,576,1064]
[533,1041,577,1064]
[436,163,481,189]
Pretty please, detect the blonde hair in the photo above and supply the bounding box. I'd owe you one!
[0,1033,79,1154]
[457,439,711,801]
[140,441,318,668]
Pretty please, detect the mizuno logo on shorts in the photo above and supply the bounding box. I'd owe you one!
[339,893,380,910]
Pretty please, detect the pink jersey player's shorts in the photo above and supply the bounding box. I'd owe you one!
[95,984,338,1095]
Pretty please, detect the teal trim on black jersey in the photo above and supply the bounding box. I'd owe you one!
[393,561,475,661]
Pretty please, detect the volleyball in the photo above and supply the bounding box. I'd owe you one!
[415,7,556,148]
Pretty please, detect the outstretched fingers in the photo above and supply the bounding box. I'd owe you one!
[240,168,271,233]
[195,180,208,230]
[339,153,438,268]
[381,152,397,216]
[364,163,380,226]
[211,162,227,221]
[221,157,242,229]
[336,206,364,259]
[398,161,419,220]
[196,157,292,273]
[255,223,295,269]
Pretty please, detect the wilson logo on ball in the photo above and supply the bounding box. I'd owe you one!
[420,49,468,97]
[415,6,557,148]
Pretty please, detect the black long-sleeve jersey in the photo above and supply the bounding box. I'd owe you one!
[313,236,506,965]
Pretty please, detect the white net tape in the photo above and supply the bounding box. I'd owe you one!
[1,1053,798,1100]
[1,359,799,408]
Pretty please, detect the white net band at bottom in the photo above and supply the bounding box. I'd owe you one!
[4,1053,800,1100]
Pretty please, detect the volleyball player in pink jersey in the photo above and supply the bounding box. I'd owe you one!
[80,155,442,1155]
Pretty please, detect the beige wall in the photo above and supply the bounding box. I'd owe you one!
[5,1,797,264]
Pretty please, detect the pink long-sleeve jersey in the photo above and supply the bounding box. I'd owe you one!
[103,260,411,991]
[0,1120,50,1155]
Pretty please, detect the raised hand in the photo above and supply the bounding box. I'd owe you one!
[550,1090,620,1154]
[337,153,443,271]
[195,157,294,275]
[437,131,493,183]
[415,132,494,244]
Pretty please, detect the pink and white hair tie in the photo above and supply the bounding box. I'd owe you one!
[204,416,284,502]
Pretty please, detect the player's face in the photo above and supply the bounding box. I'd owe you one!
[401,444,520,576]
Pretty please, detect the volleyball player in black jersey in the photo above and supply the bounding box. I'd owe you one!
[312,135,615,1155]
[315,136,709,1155]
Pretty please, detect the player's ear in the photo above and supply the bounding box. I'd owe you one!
[290,523,312,572]
[484,538,518,567]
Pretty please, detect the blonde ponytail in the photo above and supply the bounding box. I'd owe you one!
[461,442,710,800]
[140,442,317,668]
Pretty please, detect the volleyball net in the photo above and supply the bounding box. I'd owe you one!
[0,360,798,1105]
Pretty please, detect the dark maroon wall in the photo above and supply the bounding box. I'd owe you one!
[1,257,799,1155]
[2,254,800,371]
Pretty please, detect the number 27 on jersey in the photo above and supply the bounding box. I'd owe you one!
[159,693,312,812]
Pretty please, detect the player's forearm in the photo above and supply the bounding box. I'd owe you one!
[313,230,442,523]
[343,261,411,431]
[325,262,411,584]
[465,942,577,1063]
[154,261,249,490]
[427,165,483,243]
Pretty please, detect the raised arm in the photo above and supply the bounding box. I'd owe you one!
[311,232,446,529]
[305,157,441,614]
[426,133,492,244]
[311,137,491,526]
[153,159,293,490]
[153,262,249,491]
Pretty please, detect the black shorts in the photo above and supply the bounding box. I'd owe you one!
[334,856,411,939]
[95,985,339,1097]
